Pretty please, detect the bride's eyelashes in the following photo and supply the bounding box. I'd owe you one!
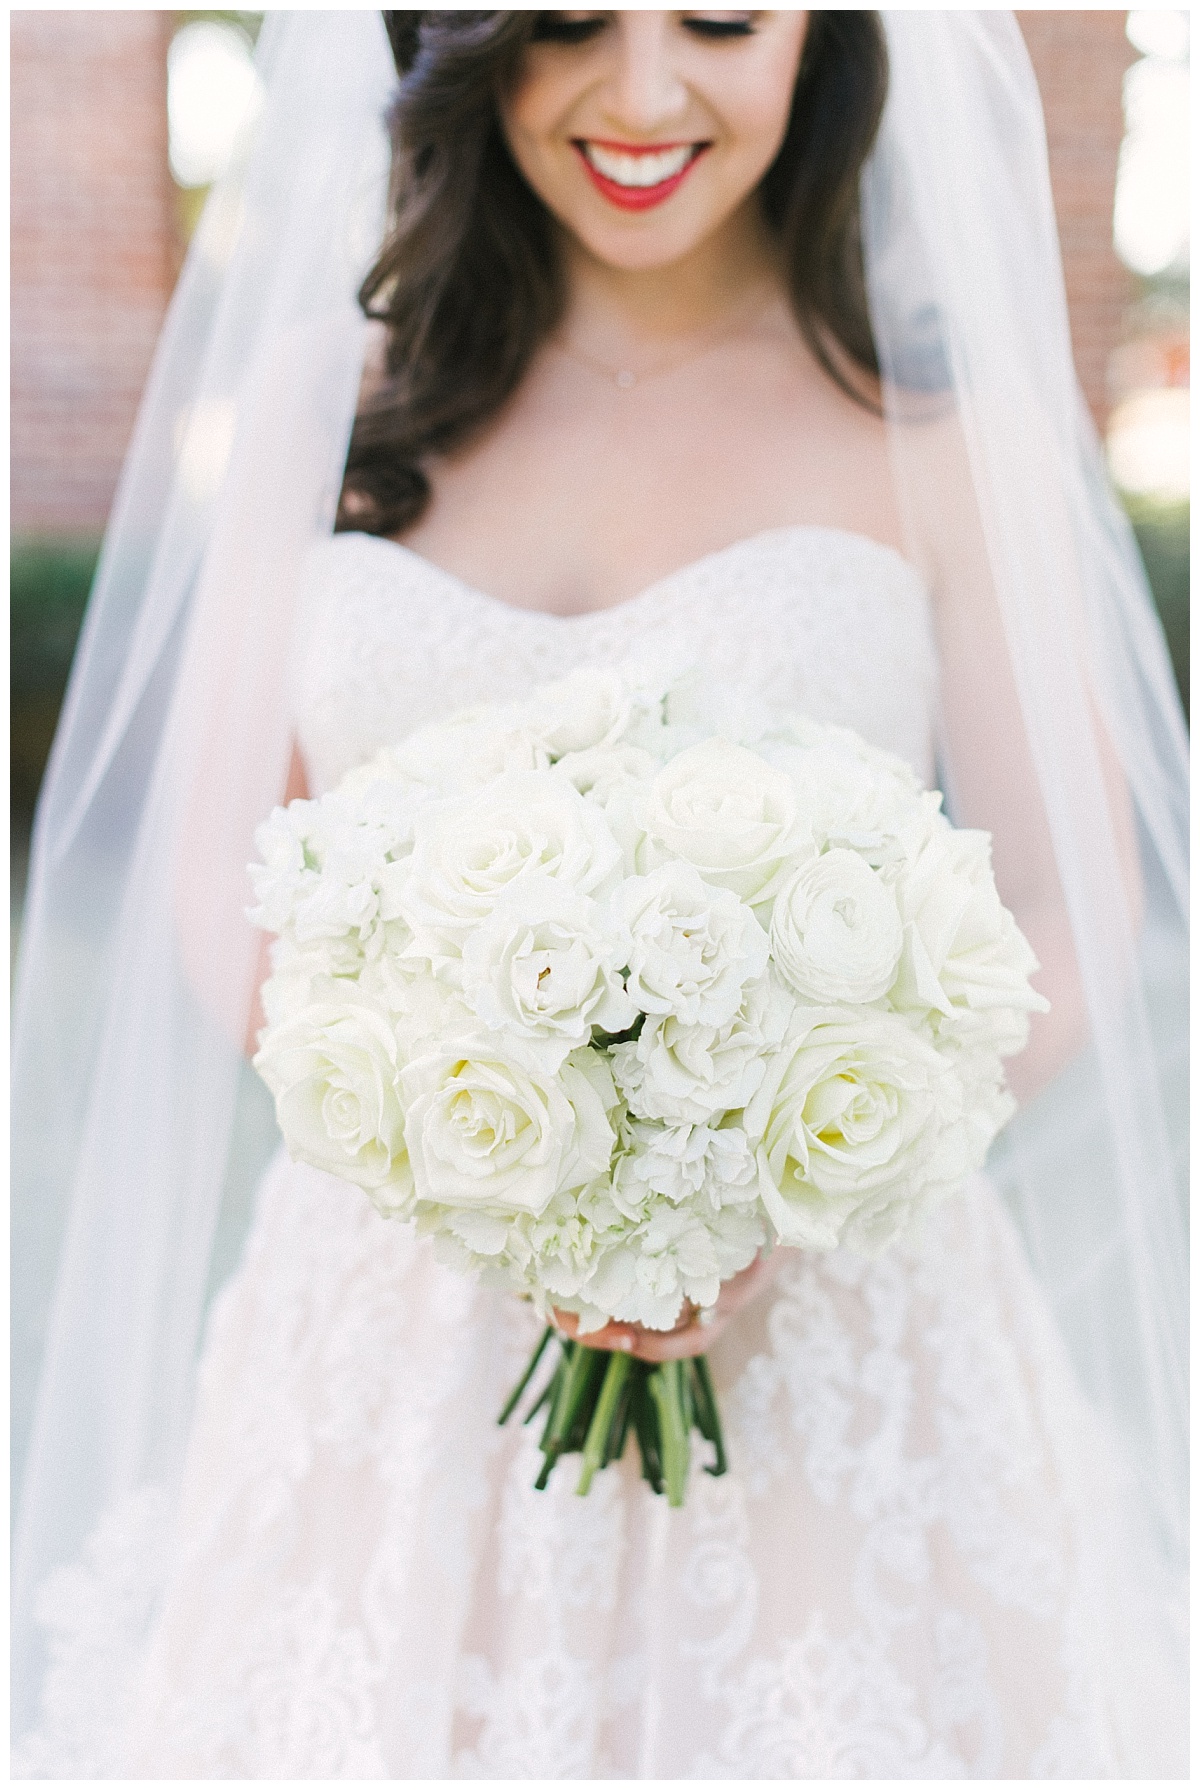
[532,13,759,47]
[531,14,608,46]
[682,14,759,40]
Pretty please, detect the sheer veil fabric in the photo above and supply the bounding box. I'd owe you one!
[11,9,1187,1768]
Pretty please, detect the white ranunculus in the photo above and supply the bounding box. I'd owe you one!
[459,877,636,1068]
[613,971,792,1124]
[613,862,769,1029]
[771,849,904,1004]
[402,1039,617,1218]
[638,737,807,905]
[890,826,1049,1041]
[254,1000,413,1213]
[399,771,625,973]
[519,667,636,758]
[745,1007,960,1250]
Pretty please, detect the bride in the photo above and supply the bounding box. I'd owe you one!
[12,11,1188,1778]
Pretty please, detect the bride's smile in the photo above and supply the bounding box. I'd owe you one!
[501,10,811,273]
[572,139,710,209]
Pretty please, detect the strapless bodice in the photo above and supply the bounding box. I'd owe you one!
[291,526,939,795]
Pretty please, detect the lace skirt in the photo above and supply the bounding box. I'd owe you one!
[18,1149,1185,1778]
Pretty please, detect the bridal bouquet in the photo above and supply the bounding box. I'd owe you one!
[250,668,1046,1505]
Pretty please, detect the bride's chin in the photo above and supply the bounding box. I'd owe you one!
[555,201,766,285]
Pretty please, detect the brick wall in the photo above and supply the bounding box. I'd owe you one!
[1019,10,1135,426]
[10,11,1133,541]
[11,10,176,538]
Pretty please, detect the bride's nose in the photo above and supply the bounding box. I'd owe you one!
[600,13,690,135]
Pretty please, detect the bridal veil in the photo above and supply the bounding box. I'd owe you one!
[12,10,1187,1757]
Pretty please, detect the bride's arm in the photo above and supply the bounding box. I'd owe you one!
[243,741,310,1058]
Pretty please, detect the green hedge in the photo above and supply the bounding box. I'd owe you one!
[1125,497,1189,719]
[11,539,99,820]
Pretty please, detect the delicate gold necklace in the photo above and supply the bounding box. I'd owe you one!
[551,297,774,391]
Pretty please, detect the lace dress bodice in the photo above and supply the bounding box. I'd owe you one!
[291,526,939,796]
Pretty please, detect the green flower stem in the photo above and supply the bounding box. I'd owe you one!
[499,1331,729,1504]
[537,1340,601,1479]
[497,1324,554,1427]
[604,1368,636,1466]
[631,1369,664,1494]
[532,1342,575,1488]
[689,1354,728,1477]
[650,1360,692,1508]
[576,1350,633,1496]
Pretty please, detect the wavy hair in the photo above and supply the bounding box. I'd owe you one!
[337,11,888,537]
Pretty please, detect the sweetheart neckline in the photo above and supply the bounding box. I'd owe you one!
[330,524,927,625]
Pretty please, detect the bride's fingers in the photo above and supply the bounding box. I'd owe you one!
[551,1254,783,1363]
[549,1310,639,1352]
[550,1307,701,1361]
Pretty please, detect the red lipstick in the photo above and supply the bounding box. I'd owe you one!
[573,139,709,212]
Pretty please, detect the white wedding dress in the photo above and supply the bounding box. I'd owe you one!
[18,528,1172,1778]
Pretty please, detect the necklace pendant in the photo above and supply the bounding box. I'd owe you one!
[614,369,636,390]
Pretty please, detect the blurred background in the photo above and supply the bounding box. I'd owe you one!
[10,9,1191,937]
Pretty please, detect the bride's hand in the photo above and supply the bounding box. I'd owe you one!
[551,1251,782,1364]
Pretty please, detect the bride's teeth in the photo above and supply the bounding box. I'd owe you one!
[584,143,696,188]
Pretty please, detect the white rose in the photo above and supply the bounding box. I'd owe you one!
[613,971,792,1123]
[459,877,637,1068]
[553,746,658,877]
[334,753,428,842]
[386,711,551,801]
[639,737,806,905]
[745,1007,961,1250]
[890,827,1049,1041]
[612,863,769,1028]
[771,849,904,1004]
[253,1000,413,1214]
[519,668,635,758]
[399,771,624,972]
[553,743,661,801]
[402,1039,617,1219]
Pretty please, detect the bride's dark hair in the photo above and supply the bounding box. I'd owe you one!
[337,10,888,538]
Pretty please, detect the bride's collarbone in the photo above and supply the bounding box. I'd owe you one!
[400,370,903,616]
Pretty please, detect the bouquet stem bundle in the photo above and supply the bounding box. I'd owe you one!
[499,1326,727,1507]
